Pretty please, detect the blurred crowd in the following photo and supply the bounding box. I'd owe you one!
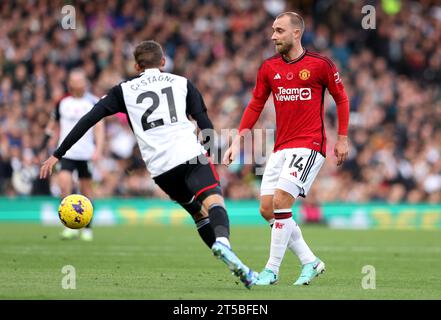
[0,0,440,204]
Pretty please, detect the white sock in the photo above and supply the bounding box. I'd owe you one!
[287,221,316,265]
[265,210,295,275]
[216,237,230,248]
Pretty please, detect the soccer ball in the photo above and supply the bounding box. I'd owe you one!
[58,194,93,229]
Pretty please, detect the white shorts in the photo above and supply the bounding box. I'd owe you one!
[260,148,325,198]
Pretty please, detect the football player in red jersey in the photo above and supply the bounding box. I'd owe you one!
[224,12,349,285]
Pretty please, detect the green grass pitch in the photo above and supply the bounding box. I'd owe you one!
[0,224,440,299]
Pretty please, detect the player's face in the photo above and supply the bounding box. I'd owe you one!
[68,72,87,97]
[271,16,296,55]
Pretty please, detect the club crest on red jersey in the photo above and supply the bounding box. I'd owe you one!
[299,69,310,80]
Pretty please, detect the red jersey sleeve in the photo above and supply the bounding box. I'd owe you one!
[238,62,272,134]
[323,61,349,136]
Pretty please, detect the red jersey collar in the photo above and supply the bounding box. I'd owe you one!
[281,48,307,64]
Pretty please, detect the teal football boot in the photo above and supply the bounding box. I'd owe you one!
[212,241,258,289]
[293,258,325,286]
[255,268,278,285]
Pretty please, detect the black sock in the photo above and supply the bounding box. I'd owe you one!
[208,204,230,239]
[195,217,216,248]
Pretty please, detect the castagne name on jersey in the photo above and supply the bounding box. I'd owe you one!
[131,74,175,90]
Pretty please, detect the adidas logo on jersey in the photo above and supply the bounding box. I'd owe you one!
[274,73,281,80]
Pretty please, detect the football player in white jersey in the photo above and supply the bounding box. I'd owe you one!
[40,40,258,289]
[40,69,105,241]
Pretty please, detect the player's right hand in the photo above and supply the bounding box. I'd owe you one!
[91,149,102,162]
[39,155,59,179]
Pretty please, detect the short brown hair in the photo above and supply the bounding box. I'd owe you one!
[276,12,305,34]
[133,40,164,69]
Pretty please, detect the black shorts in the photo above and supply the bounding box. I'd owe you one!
[60,158,92,179]
[153,154,222,204]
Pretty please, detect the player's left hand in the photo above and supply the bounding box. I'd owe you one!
[40,155,59,179]
[222,135,241,166]
[334,135,349,166]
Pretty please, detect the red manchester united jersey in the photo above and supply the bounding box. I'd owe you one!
[239,49,349,156]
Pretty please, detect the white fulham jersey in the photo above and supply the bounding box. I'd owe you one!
[54,93,98,161]
[53,68,209,177]
[119,69,205,176]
